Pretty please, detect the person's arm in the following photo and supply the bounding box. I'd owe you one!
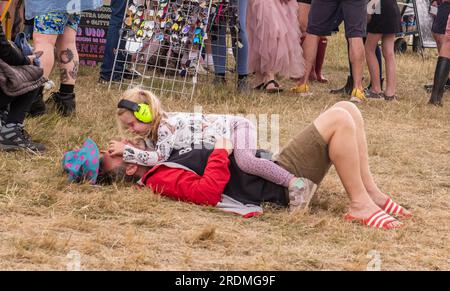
[145,148,231,206]
[0,23,30,66]
[123,145,161,166]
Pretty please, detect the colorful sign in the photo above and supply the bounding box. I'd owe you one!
[76,5,112,65]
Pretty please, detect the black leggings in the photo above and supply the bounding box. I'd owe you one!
[0,88,38,124]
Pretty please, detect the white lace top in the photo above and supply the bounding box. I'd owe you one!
[123,112,236,166]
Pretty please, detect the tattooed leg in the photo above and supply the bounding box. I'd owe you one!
[56,27,79,85]
[60,68,69,83]
[33,33,58,78]
[59,48,74,64]
[69,60,79,80]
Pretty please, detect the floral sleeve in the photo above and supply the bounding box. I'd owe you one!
[154,120,177,162]
[123,145,160,166]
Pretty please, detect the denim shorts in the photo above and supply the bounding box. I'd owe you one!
[34,12,81,35]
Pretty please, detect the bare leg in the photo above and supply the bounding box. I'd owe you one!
[433,32,443,53]
[55,27,79,86]
[433,33,450,79]
[297,3,310,36]
[382,34,396,97]
[33,33,58,78]
[331,101,411,215]
[299,33,319,85]
[313,107,402,227]
[365,33,383,93]
[348,37,365,91]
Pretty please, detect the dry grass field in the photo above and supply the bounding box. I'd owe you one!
[0,35,449,270]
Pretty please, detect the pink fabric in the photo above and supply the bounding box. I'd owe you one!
[446,14,450,40]
[231,118,294,187]
[247,0,305,78]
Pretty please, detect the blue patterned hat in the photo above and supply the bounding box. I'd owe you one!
[62,138,100,184]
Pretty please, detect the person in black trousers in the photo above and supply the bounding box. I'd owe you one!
[0,22,46,151]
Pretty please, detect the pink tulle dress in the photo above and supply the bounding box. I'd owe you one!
[247,0,305,79]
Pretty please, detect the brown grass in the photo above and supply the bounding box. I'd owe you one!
[0,34,449,270]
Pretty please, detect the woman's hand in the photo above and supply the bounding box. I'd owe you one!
[108,140,126,156]
[214,137,233,156]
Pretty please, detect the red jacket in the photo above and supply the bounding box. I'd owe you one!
[142,149,231,206]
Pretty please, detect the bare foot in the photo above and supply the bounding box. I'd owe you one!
[316,74,328,83]
[347,201,403,229]
[347,200,381,220]
[368,191,412,217]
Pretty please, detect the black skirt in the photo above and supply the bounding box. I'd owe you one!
[367,0,402,34]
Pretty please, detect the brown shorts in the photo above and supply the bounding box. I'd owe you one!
[275,123,331,185]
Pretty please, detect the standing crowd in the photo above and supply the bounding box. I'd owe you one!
[0,0,448,153]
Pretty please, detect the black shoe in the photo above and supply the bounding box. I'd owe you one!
[46,92,76,117]
[0,124,46,152]
[0,109,8,127]
[424,83,450,93]
[122,68,141,80]
[428,56,450,106]
[28,88,46,117]
[98,75,112,84]
[98,70,141,84]
[213,75,226,86]
[330,75,353,95]
[237,77,251,93]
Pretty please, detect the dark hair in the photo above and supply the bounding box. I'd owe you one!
[96,158,141,185]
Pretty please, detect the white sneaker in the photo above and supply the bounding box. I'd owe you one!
[288,178,318,211]
[44,80,55,92]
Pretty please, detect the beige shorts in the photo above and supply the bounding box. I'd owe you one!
[275,123,331,185]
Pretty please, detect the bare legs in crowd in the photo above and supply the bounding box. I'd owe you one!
[291,0,367,103]
[247,0,304,93]
[426,0,450,100]
[429,28,450,106]
[365,34,396,100]
[298,0,328,83]
[32,12,80,116]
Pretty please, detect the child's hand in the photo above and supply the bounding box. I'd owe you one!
[214,137,233,156]
[108,140,126,156]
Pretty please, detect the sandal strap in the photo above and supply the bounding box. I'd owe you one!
[263,80,280,89]
[366,210,390,228]
[345,210,401,230]
[383,198,403,216]
[254,82,265,90]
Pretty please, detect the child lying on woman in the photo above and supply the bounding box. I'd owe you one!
[108,88,315,207]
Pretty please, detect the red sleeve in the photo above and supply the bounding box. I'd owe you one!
[145,149,231,206]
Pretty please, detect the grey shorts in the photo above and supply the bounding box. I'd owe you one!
[432,2,450,35]
[307,0,367,38]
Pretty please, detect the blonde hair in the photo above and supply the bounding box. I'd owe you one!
[117,88,165,142]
